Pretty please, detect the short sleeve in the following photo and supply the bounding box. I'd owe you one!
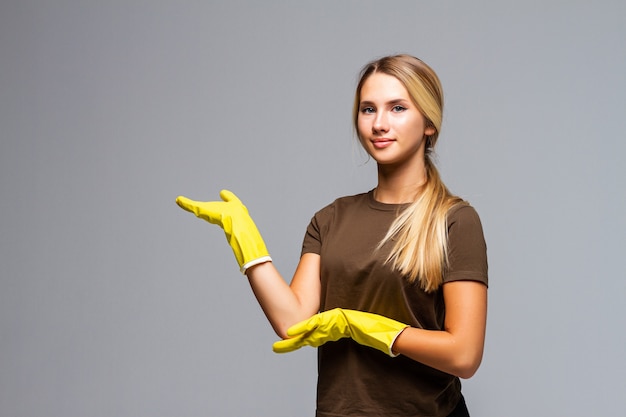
[301,202,335,256]
[301,214,322,255]
[444,204,488,286]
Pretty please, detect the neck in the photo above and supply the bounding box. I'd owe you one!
[374,163,427,204]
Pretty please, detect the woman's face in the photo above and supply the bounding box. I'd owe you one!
[357,72,435,168]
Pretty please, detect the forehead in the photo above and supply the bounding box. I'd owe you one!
[359,72,409,102]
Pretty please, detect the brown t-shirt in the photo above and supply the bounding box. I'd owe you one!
[301,190,488,417]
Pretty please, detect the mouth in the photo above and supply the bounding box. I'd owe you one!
[371,138,395,149]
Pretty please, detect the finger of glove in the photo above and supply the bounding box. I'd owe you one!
[177,196,223,223]
[286,315,321,338]
[272,336,307,353]
[176,196,226,226]
[175,196,197,213]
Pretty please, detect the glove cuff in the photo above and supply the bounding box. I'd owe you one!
[388,326,409,357]
[241,256,273,274]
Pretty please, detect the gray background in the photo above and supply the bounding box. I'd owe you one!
[1,1,625,416]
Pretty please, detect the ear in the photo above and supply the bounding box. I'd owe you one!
[425,126,436,136]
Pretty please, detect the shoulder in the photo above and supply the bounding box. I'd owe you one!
[446,201,487,258]
[313,190,372,217]
[447,201,483,228]
[302,191,372,246]
[305,191,373,235]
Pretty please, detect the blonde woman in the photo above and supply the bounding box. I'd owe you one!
[177,54,488,417]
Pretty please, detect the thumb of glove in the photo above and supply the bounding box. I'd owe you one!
[218,189,243,206]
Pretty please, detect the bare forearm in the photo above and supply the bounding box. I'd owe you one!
[392,327,484,379]
[246,257,320,338]
[393,281,488,379]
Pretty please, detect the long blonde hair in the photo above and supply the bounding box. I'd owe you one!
[353,54,463,292]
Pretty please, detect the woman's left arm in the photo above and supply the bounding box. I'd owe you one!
[391,280,488,379]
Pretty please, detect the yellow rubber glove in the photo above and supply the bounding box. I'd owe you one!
[176,190,272,274]
[272,308,409,357]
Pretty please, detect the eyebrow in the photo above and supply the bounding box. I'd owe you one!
[359,98,411,107]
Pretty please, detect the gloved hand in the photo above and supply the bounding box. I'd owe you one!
[272,308,409,357]
[176,190,272,274]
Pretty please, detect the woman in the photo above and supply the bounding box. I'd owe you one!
[176,54,488,417]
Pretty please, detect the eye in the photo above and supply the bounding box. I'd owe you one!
[360,107,375,114]
[391,105,407,112]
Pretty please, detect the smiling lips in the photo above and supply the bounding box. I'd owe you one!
[371,138,395,149]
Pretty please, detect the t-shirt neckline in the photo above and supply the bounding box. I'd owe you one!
[367,189,412,211]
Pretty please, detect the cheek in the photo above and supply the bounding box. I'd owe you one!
[356,118,368,137]
[405,116,427,135]
[355,122,371,150]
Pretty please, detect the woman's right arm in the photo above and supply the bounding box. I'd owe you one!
[246,254,321,339]
[174,189,321,337]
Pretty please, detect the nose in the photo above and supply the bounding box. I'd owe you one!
[373,112,388,133]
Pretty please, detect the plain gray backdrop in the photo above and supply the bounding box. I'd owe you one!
[1,1,625,416]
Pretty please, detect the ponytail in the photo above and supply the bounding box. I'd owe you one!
[378,157,463,292]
